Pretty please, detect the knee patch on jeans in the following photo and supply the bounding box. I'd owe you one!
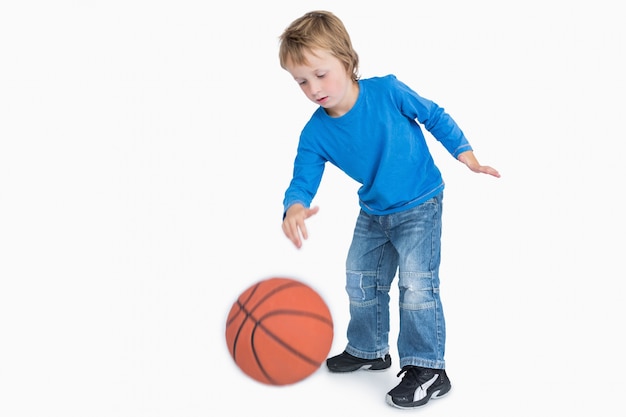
[346,271,377,306]
[398,271,437,310]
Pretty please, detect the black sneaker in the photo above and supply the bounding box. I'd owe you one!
[326,351,391,372]
[386,366,451,409]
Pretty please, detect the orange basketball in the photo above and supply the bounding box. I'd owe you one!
[225,277,334,386]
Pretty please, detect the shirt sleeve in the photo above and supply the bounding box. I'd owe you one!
[282,134,327,215]
[392,76,473,158]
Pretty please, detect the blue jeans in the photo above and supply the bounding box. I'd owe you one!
[343,193,446,369]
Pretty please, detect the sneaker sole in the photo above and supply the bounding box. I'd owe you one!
[327,354,392,373]
[328,362,391,373]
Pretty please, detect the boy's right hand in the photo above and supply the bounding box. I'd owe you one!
[282,203,320,249]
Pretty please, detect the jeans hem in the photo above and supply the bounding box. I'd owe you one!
[399,358,445,369]
[345,345,389,360]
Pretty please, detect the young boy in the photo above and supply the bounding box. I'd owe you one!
[278,11,500,409]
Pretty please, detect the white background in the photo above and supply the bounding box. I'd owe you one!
[1,1,624,416]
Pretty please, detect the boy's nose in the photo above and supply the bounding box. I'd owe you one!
[308,80,321,95]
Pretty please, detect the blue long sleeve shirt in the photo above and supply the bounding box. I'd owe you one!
[283,74,472,216]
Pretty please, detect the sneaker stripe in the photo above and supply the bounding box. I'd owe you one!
[413,373,439,402]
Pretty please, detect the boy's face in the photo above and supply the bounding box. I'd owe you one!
[284,49,358,117]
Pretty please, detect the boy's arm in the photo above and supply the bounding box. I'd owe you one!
[458,150,501,178]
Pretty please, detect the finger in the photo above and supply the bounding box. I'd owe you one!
[293,222,304,248]
[282,221,302,248]
[299,221,309,241]
[306,206,320,218]
[483,166,501,178]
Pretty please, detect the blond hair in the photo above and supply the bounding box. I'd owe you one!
[278,10,360,82]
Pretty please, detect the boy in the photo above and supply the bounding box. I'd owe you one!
[278,11,500,409]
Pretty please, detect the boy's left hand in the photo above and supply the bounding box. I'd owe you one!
[458,151,501,178]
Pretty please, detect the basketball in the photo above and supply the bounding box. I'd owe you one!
[225,277,334,386]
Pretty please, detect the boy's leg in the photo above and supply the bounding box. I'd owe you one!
[392,194,446,369]
[385,194,450,409]
[343,210,398,360]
